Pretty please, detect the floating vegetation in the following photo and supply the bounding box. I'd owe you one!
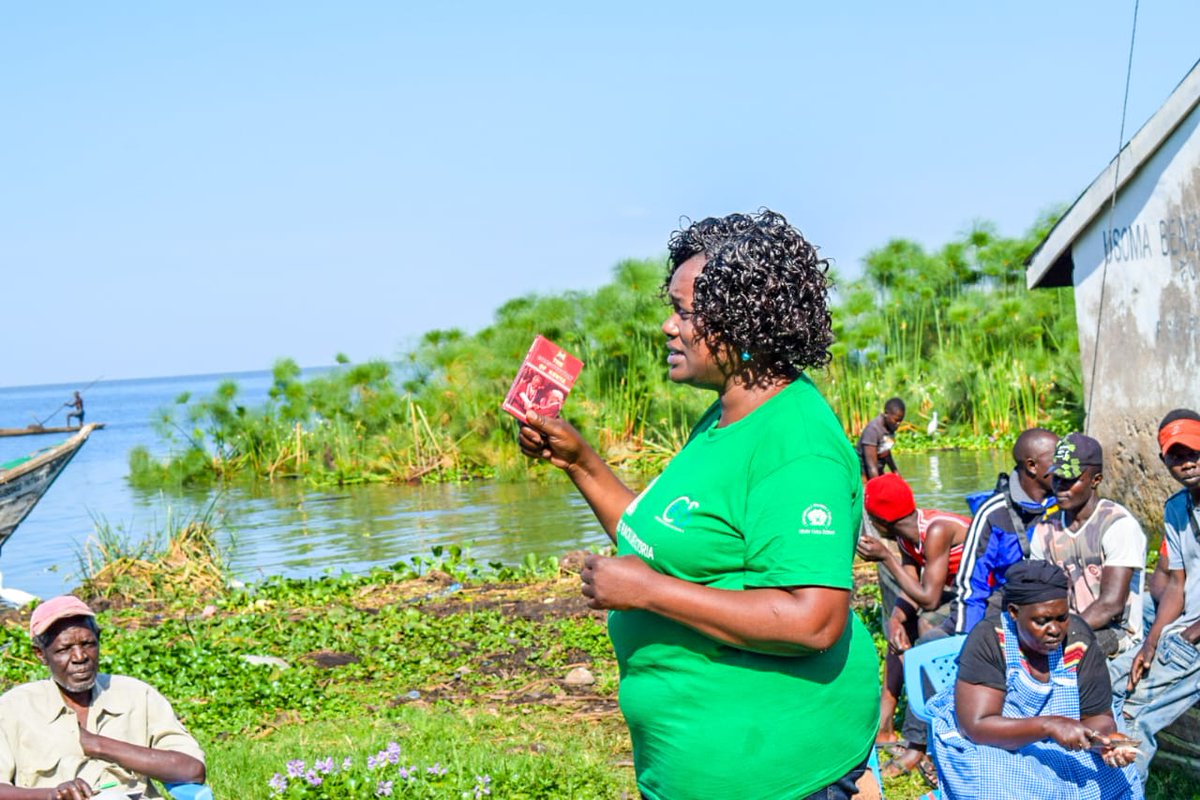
[130,213,1082,489]
[76,507,228,603]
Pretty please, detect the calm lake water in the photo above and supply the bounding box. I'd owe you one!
[0,372,1007,599]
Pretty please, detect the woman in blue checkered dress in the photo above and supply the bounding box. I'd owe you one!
[927,560,1143,800]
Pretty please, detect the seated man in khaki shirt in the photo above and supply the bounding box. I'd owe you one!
[0,596,205,800]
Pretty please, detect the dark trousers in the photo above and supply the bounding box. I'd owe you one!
[800,753,870,800]
[638,753,871,800]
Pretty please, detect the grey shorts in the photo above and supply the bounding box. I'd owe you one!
[878,564,956,635]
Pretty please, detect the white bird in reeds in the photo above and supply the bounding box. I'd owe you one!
[926,411,940,437]
[0,571,37,608]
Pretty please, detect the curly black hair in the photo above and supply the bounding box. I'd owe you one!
[665,208,833,383]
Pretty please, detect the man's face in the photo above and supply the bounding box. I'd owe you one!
[883,408,905,432]
[867,514,898,540]
[35,620,99,694]
[1052,466,1100,514]
[1162,444,1200,491]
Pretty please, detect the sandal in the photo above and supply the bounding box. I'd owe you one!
[917,755,939,788]
[874,741,909,758]
[879,747,924,779]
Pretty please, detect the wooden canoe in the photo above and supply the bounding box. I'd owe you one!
[0,423,97,552]
[0,423,105,438]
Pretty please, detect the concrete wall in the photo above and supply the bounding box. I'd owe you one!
[1069,106,1200,527]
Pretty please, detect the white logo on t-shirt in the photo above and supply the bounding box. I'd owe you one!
[625,476,660,516]
[798,503,835,535]
[655,496,698,532]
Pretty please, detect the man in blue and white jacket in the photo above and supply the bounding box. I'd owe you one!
[953,427,1059,633]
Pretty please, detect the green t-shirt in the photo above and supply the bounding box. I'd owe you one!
[609,377,880,800]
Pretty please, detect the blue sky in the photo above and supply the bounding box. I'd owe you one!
[4,2,1198,388]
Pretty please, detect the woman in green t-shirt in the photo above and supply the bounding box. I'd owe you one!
[519,209,879,800]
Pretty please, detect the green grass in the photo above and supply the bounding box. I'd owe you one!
[1,543,1195,798]
[207,712,634,799]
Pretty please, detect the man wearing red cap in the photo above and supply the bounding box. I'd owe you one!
[0,596,205,799]
[856,473,968,778]
[1110,409,1200,779]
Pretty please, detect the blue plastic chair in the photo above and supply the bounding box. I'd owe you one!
[164,784,214,800]
[867,745,886,798]
[903,634,967,724]
[901,635,967,800]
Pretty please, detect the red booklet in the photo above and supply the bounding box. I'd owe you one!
[502,335,584,421]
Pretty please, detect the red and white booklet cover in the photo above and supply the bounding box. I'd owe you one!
[502,335,584,421]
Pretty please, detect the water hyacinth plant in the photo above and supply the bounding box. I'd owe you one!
[267,743,488,798]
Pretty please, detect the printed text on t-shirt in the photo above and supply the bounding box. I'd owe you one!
[617,518,655,561]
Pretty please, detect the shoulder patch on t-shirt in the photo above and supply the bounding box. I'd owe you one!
[798,503,835,535]
[1063,641,1087,673]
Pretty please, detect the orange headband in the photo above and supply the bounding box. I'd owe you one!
[1158,418,1200,455]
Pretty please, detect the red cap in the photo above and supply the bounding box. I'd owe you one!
[29,595,95,640]
[864,473,916,523]
[1159,418,1200,456]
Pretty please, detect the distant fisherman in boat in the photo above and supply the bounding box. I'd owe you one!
[0,596,206,799]
[64,392,84,428]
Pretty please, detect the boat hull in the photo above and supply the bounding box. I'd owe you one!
[0,424,96,551]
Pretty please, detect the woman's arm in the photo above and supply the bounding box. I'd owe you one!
[955,680,1093,751]
[1081,712,1118,737]
[581,554,849,654]
[519,412,635,540]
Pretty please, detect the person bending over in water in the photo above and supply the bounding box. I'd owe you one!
[857,397,904,479]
